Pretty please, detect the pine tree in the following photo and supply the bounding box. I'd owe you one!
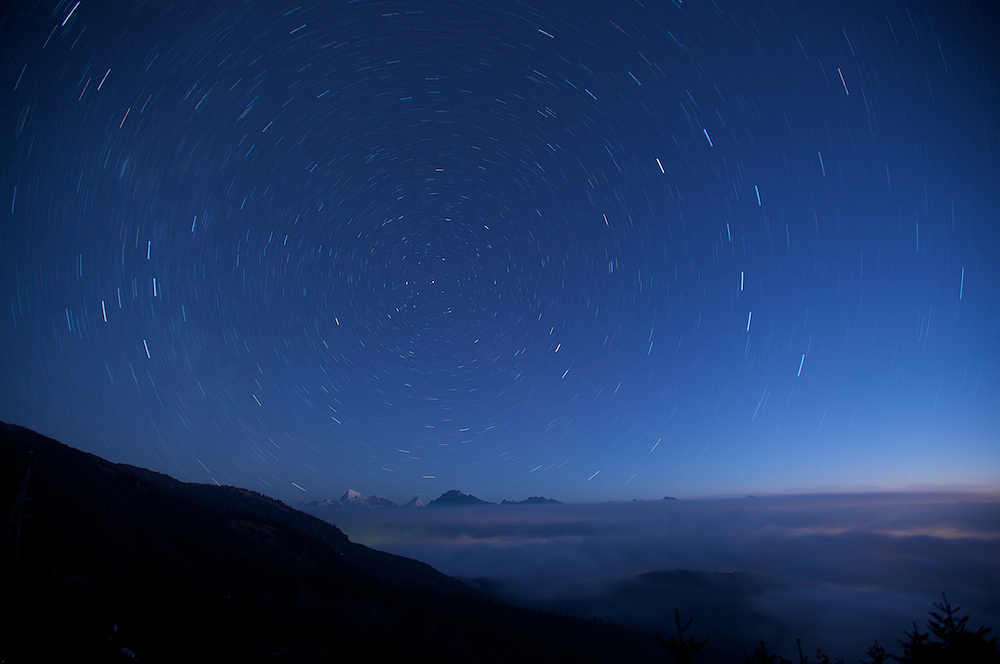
[740,641,785,664]
[657,609,708,664]
[860,641,890,664]
[793,638,842,664]
[895,593,1000,663]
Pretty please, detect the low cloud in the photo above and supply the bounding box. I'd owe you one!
[316,493,1000,660]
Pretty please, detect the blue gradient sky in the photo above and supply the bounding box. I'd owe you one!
[1,0,998,504]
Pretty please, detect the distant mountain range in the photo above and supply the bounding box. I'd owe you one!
[428,488,494,506]
[0,421,656,662]
[300,488,562,509]
[501,495,563,505]
[298,489,421,509]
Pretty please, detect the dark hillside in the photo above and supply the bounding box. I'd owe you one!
[0,422,657,663]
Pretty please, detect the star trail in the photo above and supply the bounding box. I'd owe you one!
[1,0,997,503]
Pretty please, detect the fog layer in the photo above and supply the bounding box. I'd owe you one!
[316,493,1000,659]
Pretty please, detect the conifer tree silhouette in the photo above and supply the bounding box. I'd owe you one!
[657,609,708,664]
[860,641,890,664]
[894,593,1000,664]
[896,621,934,662]
[739,639,842,664]
[793,638,841,663]
[740,640,782,663]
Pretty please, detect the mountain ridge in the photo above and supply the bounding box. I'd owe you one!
[300,489,566,509]
[298,489,411,509]
[0,421,657,662]
[501,495,563,505]
[427,488,494,507]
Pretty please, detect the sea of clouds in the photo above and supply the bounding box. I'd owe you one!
[313,492,1000,660]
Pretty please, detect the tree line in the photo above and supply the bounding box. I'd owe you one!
[659,593,999,664]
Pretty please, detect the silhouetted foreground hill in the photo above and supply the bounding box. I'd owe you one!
[0,422,656,663]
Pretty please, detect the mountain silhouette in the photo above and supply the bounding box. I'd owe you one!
[402,495,427,508]
[0,422,656,662]
[300,489,400,509]
[501,496,563,505]
[427,489,494,507]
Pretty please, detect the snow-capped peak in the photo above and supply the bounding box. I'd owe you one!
[340,489,366,505]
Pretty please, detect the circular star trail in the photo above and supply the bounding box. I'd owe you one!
[1,0,997,502]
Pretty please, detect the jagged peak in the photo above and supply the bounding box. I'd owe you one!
[340,488,366,502]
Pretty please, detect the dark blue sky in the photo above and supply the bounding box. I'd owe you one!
[2,0,997,504]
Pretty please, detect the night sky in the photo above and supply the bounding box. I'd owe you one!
[2,0,997,504]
